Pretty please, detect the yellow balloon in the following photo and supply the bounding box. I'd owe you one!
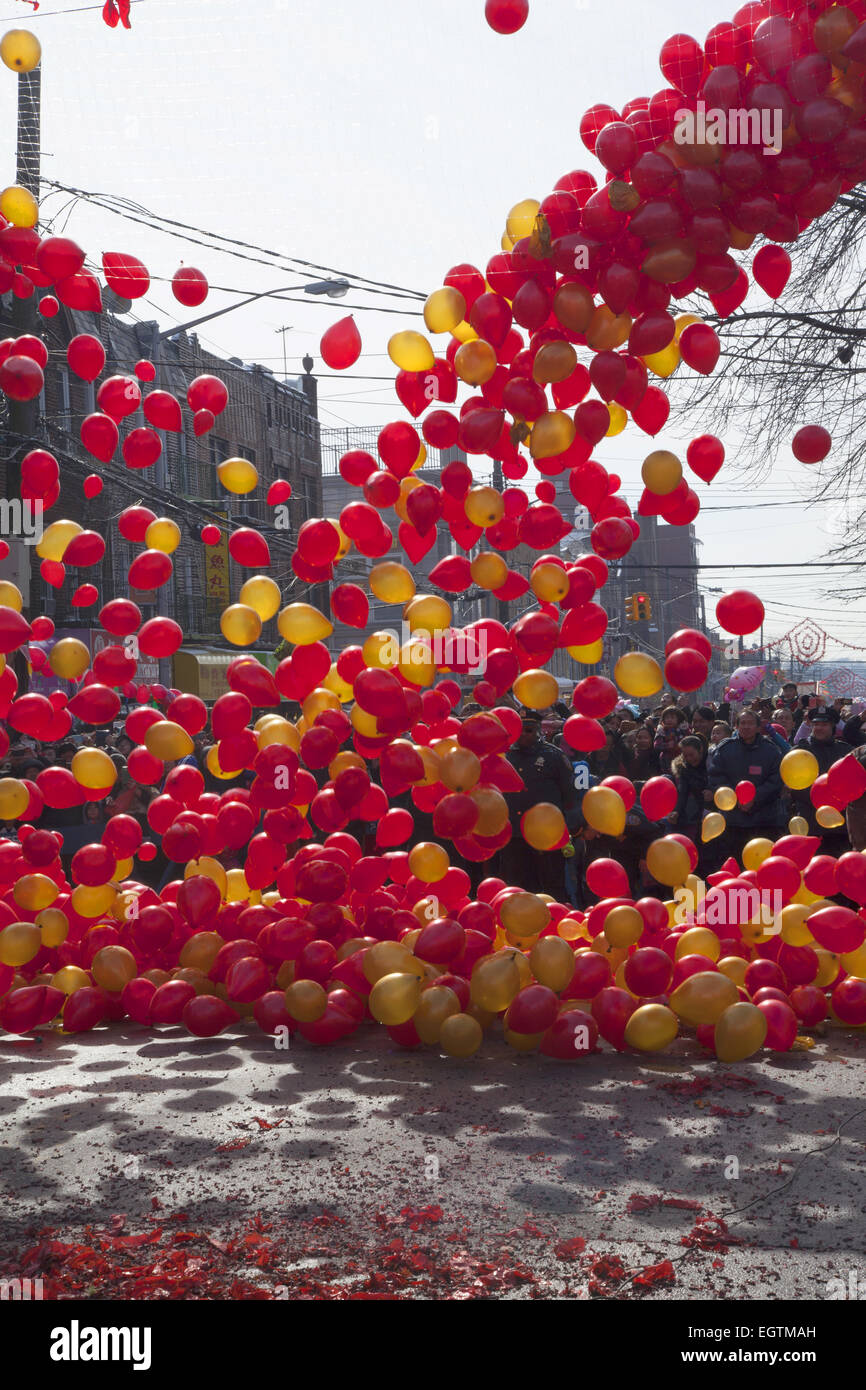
[439,1012,483,1057]
[438,746,481,792]
[0,920,41,966]
[369,971,423,1025]
[670,970,738,1025]
[714,1001,768,1062]
[408,842,450,883]
[506,198,541,242]
[322,663,354,703]
[614,651,663,698]
[0,776,29,819]
[0,184,38,228]
[220,603,262,647]
[642,341,681,378]
[471,784,509,836]
[647,837,691,887]
[788,815,810,836]
[513,668,559,710]
[641,450,683,495]
[362,629,399,669]
[582,786,626,837]
[451,319,478,344]
[285,978,327,1022]
[405,594,452,633]
[144,720,194,761]
[500,894,550,938]
[361,941,415,985]
[529,936,576,991]
[701,812,726,842]
[742,837,775,871]
[568,640,603,664]
[51,964,91,995]
[464,485,504,528]
[423,286,466,335]
[605,402,627,436]
[36,518,82,562]
[399,638,435,687]
[522,802,567,851]
[91,945,137,993]
[587,304,632,350]
[674,313,702,341]
[471,551,508,591]
[370,561,416,605]
[454,339,497,385]
[72,747,117,791]
[225,867,252,902]
[675,926,721,961]
[49,636,90,680]
[70,883,117,918]
[604,905,644,948]
[470,953,521,1013]
[239,575,281,622]
[278,603,333,645]
[0,581,23,611]
[625,1003,679,1052]
[817,805,845,829]
[217,456,259,494]
[717,955,748,987]
[37,908,69,948]
[0,30,42,72]
[714,786,737,812]
[530,410,575,460]
[414,985,461,1043]
[530,562,569,602]
[144,517,181,554]
[780,904,813,946]
[533,342,577,386]
[781,749,820,790]
[388,331,435,372]
[842,942,866,979]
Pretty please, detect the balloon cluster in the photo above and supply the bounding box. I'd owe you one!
[0,6,863,1058]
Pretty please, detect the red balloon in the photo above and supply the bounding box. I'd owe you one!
[0,354,43,401]
[80,413,119,463]
[97,375,141,420]
[320,316,362,370]
[665,646,708,693]
[143,389,183,432]
[83,473,103,499]
[172,266,208,306]
[67,333,105,382]
[485,0,529,35]
[715,589,764,636]
[187,374,228,414]
[128,549,173,590]
[640,776,678,820]
[686,434,724,484]
[679,323,720,375]
[118,506,156,543]
[752,244,791,299]
[102,251,151,299]
[792,425,831,464]
[122,427,163,470]
[229,528,270,567]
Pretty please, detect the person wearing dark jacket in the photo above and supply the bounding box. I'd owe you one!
[671,734,710,829]
[621,725,661,781]
[706,710,785,867]
[497,713,577,900]
[790,709,853,850]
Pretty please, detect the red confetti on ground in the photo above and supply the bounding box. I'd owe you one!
[633,1259,676,1288]
[553,1237,586,1261]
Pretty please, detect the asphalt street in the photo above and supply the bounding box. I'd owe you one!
[2,1020,865,1300]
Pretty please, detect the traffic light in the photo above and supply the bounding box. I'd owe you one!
[626,592,652,620]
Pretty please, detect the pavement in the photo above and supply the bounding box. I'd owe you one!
[2,1019,866,1300]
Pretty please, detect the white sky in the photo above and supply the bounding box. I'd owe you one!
[2,0,863,663]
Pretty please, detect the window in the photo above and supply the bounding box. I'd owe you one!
[59,367,71,431]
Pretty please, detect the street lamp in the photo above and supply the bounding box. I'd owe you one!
[157,278,351,342]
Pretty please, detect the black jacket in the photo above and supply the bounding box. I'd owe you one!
[505,739,577,823]
[674,758,708,824]
[707,733,784,829]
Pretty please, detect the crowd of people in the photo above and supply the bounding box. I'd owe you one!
[2,679,865,911]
